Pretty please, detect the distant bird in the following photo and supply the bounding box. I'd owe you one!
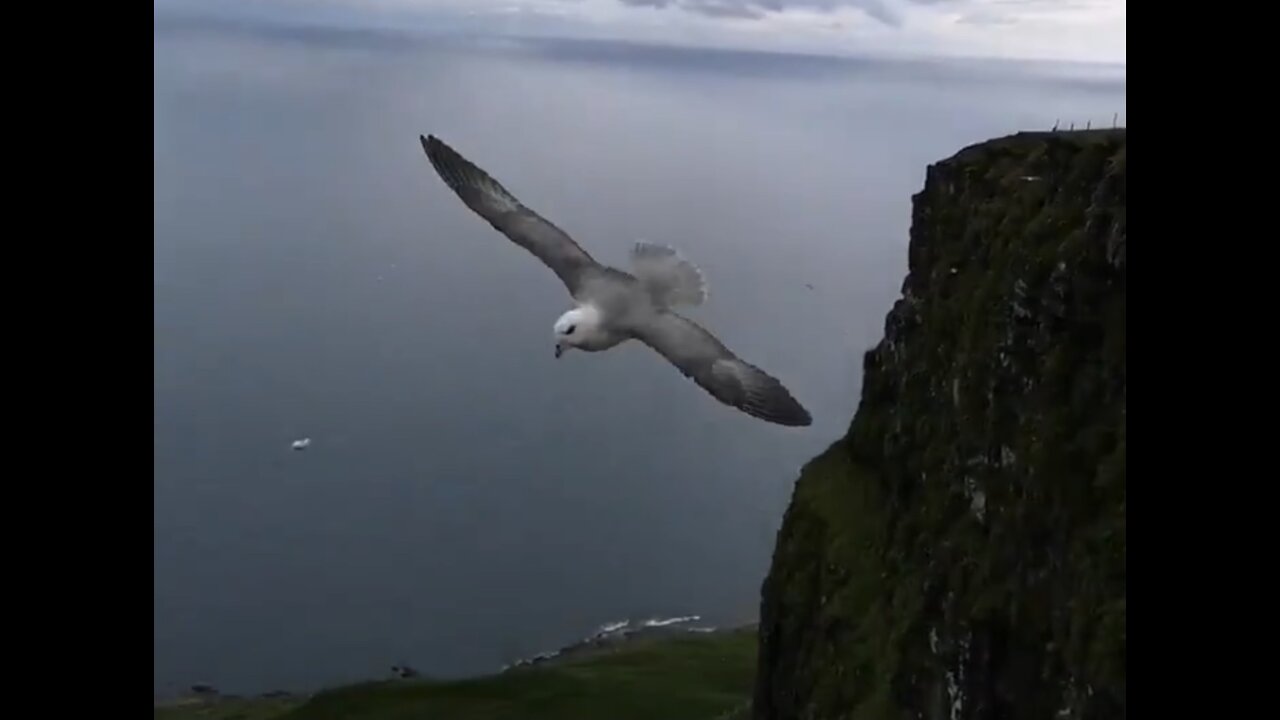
[291,438,311,451]
[419,134,811,427]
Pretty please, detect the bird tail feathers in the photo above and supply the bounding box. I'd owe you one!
[630,242,708,308]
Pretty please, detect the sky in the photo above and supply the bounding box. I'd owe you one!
[155,0,1126,65]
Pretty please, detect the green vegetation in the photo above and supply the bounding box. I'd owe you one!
[755,129,1126,720]
[155,695,304,720]
[156,628,756,720]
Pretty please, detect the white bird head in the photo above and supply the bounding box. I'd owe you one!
[553,305,603,358]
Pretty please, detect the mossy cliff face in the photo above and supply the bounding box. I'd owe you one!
[754,131,1126,720]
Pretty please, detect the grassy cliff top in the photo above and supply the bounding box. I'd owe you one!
[155,627,756,720]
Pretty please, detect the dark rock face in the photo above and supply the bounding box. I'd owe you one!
[753,130,1126,720]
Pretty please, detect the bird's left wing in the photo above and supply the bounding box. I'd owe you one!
[630,311,811,427]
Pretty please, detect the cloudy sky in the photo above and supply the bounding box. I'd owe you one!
[158,0,1125,66]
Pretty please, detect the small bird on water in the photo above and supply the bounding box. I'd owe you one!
[419,134,811,427]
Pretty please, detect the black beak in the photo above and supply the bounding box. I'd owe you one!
[554,344,563,359]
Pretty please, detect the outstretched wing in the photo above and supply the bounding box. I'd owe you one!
[420,134,599,294]
[631,311,812,427]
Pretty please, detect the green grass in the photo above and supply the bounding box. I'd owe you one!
[155,695,304,720]
[155,628,757,720]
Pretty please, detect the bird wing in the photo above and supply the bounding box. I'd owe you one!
[630,311,811,427]
[420,134,599,295]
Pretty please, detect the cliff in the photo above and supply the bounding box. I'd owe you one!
[753,130,1126,720]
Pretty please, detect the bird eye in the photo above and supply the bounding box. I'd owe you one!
[565,325,576,335]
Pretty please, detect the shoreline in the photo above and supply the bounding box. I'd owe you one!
[154,616,753,709]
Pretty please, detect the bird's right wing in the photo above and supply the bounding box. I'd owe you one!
[631,311,812,427]
[420,134,598,295]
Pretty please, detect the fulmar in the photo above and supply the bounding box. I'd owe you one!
[419,134,811,428]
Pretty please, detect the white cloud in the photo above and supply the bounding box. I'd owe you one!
[155,0,1126,64]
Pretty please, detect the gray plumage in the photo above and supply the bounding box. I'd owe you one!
[419,134,811,428]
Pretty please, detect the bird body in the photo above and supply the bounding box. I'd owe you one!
[419,134,811,427]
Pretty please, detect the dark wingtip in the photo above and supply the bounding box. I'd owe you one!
[419,134,447,157]
[777,403,813,428]
[772,388,814,427]
[735,366,814,428]
[751,392,812,428]
[419,134,461,187]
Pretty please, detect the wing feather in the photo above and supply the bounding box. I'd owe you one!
[632,312,811,427]
[420,135,598,294]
